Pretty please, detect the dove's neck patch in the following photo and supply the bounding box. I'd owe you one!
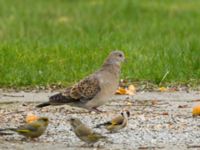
[102,63,121,77]
[104,58,121,66]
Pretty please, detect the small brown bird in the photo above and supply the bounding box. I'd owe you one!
[36,51,125,112]
[69,118,107,144]
[0,117,49,139]
[95,110,130,132]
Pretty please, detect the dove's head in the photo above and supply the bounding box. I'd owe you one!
[105,50,125,65]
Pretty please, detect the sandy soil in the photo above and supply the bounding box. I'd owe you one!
[0,90,200,150]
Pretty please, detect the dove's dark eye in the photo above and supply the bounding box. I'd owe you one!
[119,54,122,57]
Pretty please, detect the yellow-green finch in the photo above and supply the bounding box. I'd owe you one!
[69,118,107,144]
[95,110,130,132]
[0,117,49,138]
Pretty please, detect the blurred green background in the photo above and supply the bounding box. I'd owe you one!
[0,0,200,87]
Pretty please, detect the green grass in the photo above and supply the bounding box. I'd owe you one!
[0,0,200,87]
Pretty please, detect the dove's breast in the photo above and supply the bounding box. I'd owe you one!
[85,70,119,108]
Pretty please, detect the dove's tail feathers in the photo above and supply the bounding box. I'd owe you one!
[36,92,75,108]
[49,93,68,102]
[36,102,50,108]
[49,93,75,104]
[95,121,111,128]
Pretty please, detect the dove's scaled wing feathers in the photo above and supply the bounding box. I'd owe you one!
[70,76,100,100]
[49,76,101,104]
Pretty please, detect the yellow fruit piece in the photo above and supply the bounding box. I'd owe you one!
[26,114,39,123]
[158,87,168,92]
[192,105,200,116]
[116,87,127,95]
[127,85,136,95]
[116,85,136,95]
[126,102,133,106]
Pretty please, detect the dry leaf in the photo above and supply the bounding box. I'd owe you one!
[126,85,136,95]
[26,114,38,123]
[158,87,168,92]
[192,105,200,116]
[115,85,136,95]
[116,87,127,95]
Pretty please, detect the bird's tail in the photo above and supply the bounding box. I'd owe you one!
[0,131,14,135]
[0,128,17,132]
[36,92,74,108]
[100,135,113,143]
[36,102,50,108]
[95,133,107,140]
[0,128,18,136]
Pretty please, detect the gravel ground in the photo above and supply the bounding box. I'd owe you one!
[1,90,200,150]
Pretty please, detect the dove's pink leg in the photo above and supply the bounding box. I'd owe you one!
[91,107,105,113]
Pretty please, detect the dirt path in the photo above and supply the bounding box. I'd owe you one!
[0,90,200,150]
